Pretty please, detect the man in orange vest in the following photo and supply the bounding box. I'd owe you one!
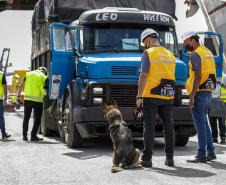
[182,32,217,163]
[136,28,176,167]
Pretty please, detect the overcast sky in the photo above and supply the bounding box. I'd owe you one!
[0,0,208,79]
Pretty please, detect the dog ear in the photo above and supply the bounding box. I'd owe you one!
[111,99,118,109]
[102,103,108,113]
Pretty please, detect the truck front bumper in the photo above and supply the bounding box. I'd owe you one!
[73,106,196,138]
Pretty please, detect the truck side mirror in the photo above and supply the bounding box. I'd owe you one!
[178,49,182,60]
[73,48,81,57]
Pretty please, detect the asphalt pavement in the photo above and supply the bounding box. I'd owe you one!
[0,110,226,185]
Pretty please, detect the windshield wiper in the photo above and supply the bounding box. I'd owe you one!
[86,45,121,53]
[87,44,112,48]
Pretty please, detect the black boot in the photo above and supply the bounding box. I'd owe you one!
[213,138,218,143]
[220,138,225,144]
[165,158,175,167]
[2,131,11,139]
[30,136,43,141]
[23,136,28,141]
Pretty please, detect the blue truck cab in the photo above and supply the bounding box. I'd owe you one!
[31,6,226,148]
[36,7,198,148]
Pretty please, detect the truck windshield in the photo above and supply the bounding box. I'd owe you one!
[81,24,178,55]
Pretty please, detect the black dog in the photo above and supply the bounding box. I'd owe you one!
[103,102,141,173]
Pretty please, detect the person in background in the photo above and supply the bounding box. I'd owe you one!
[18,67,48,142]
[136,28,176,167]
[182,31,217,163]
[209,75,226,144]
[0,70,11,139]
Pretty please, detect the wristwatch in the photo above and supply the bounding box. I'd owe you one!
[136,96,143,100]
[4,97,7,101]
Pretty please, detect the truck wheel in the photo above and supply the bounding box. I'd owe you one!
[63,95,83,148]
[175,136,189,146]
[41,109,54,136]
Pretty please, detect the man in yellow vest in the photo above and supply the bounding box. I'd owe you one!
[136,28,176,167]
[18,67,48,141]
[0,71,11,139]
[182,31,217,163]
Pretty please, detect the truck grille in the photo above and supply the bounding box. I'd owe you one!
[110,85,137,107]
[111,66,138,75]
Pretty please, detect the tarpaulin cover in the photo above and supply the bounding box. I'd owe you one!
[32,0,176,31]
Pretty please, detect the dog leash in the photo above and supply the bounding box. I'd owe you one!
[133,106,143,127]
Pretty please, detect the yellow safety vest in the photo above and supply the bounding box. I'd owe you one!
[12,94,17,103]
[142,46,176,100]
[0,71,4,100]
[186,45,216,94]
[24,70,47,103]
[220,76,226,102]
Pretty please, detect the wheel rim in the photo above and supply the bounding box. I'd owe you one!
[63,100,72,144]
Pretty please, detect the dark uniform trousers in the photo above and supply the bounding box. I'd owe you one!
[209,116,226,140]
[141,98,175,161]
[23,100,43,138]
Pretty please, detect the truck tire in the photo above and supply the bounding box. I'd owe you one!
[62,94,83,148]
[175,136,189,146]
[41,109,54,136]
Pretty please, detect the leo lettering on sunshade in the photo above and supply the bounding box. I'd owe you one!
[96,13,118,21]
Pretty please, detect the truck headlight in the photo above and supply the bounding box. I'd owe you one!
[181,89,189,96]
[81,89,87,100]
[181,99,189,106]
[93,98,103,105]
[93,87,103,94]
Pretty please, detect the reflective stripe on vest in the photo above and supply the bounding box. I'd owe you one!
[142,46,176,100]
[220,86,226,102]
[12,95,17,103]
[186,45,216,94]
[0,71,4,100]
[24,70,47,103]
[24,95,43,101]
[220,75,226,102]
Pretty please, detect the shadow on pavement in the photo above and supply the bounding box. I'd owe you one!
[152,166,216,178]
[177,141,226,156]
[62,137,113,159]
[61,138,226,163]
[63,150,111,160]
[0,138,17,142]
[206,161,226,171]
[26,140,61,144]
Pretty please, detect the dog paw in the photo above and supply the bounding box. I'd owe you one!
[111,166,123,173]
[130,163,142,169]
[135,164,142,168]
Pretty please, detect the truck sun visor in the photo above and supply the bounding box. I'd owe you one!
[31,0,176,31]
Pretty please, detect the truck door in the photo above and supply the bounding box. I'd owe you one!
[49,23,75,99]
[182,32,223,79]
